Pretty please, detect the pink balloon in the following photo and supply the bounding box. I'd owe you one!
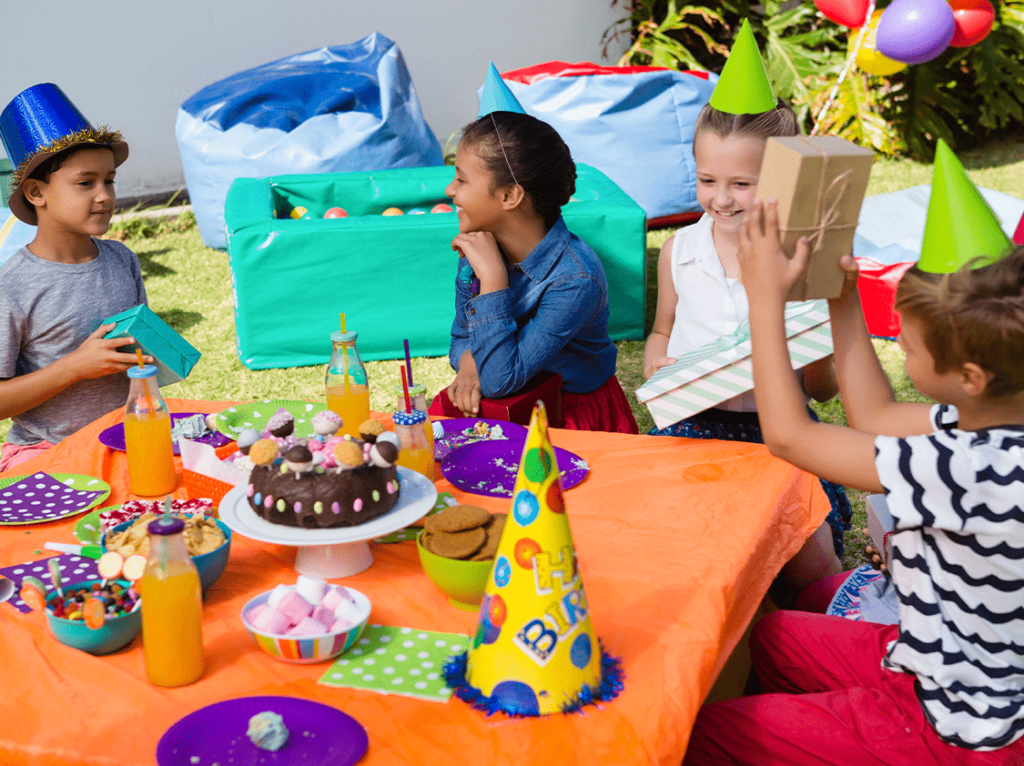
[814,0,870,28]
[949,0,995,47]
[876,0,955,65]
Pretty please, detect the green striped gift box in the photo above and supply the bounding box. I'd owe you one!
[636,301,833,430]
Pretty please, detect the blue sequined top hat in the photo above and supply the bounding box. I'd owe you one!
[477,63,526,118]
[0,83,128,224]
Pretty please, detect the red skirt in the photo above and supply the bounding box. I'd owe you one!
[563,375,639,434]
[428,374,639,435]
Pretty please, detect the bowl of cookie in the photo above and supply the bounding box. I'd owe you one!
[416,505,506,610]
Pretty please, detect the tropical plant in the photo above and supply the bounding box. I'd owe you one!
[605,0,1024,160]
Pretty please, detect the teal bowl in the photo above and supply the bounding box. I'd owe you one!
[46,579,141,655]
[102,517,232,596]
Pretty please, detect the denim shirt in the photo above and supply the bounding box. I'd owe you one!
[449,218,618,397]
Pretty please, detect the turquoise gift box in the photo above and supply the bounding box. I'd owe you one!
[102,305,201,386]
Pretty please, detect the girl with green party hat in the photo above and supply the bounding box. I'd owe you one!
[642,19,851,592]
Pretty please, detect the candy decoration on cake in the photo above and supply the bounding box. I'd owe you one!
[707,19,777,115]
[917,139,1014,274]
[444,402,623,716]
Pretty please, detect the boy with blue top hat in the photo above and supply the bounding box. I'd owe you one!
[0,83,151,471]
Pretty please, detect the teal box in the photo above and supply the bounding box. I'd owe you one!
[102,305,201,386]
[224,164,647,370]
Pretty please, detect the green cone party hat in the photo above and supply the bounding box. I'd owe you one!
[708,19,777,115]
[919,140,1013,274]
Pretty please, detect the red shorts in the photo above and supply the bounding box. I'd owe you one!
[683,611,1024,765]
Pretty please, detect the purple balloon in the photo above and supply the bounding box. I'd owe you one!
[876,0,956,65]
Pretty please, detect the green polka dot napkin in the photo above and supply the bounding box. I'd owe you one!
[373,492,458,544]
[318,625,469,702]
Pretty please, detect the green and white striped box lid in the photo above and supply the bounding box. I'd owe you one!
[637,300,833,430]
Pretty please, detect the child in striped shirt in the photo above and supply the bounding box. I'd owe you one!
[683,198,1024,765]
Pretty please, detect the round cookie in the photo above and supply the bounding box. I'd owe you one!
[425,526,487,560]
[424,505,491,534]
[470,513,507,561]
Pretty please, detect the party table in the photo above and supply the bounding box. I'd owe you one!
[0,399,829,766]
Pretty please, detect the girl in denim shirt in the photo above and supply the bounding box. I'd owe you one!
[434,111,638,434]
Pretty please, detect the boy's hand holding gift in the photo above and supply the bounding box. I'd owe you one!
[65,324,152,381]
[737,198,812,307]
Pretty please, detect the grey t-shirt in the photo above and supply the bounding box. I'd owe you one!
[0,238,147,445]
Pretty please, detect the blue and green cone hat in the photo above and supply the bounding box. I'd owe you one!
[478,62,526,118]
[0,83,128,224]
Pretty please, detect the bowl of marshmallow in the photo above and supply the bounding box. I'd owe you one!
[241,575,370,664]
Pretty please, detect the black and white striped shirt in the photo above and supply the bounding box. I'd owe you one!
[875,404,1024,750]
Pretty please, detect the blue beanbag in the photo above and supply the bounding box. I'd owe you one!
[496,63,718,221]
[176,32,443,249]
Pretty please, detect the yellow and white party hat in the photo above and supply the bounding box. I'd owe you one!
[443,402,623,716]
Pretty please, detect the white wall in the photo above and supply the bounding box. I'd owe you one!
[0,1,627,200]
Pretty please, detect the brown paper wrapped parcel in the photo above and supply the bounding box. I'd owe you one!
[755,136,875,301]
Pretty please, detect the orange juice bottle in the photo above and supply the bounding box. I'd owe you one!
[393,409,435,480]
[124,365,176,496]
[395,383,434,453]
[325,331,370,438]
[141,515,204,686]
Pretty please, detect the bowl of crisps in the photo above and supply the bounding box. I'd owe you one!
[45,579,141,655]
[102,513,231,595]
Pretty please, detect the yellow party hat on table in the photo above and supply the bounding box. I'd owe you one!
[708,19,777,115]
[918,139,1013,274]
[443,402,623,716]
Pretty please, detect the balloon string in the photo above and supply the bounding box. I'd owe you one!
[810,0,876,137]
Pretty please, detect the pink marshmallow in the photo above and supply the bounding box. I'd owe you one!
[287,617,326,637]
[320,586,345,612]
[330,618,354,633]
[249,607,290,635]
[312,604,335,629]
[245,603,268,623]
[275,590,313,624]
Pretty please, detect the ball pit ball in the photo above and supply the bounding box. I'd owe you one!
[407,208,426,215]
[431,203,454,214]
[382,207,404,216]
[324,207,348,219]
[289,206,309,220]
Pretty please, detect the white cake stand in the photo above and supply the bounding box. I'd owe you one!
[218,467,438,578]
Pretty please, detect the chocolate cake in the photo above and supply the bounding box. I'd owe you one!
[247,461,400,529]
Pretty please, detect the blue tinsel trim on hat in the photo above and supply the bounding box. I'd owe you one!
[442,647,625,717]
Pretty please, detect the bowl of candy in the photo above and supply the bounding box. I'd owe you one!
[43,578,141,655]
[102,513,232,595]
[241,576,371,664]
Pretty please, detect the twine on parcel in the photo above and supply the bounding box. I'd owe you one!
[778,137,858,253]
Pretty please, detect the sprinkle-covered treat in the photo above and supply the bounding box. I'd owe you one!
[247,711,289,752]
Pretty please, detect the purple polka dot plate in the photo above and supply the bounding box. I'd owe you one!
[0,473,111,526]
[440,440,589,498]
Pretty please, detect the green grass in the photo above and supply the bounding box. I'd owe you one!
[4,134,1023,571]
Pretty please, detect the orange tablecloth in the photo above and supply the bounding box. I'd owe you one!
[0,399,829,766]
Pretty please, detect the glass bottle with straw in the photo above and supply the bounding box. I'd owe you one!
[393,339,433,452]
[124,349,176,496]
[140,513,204,686]
[394,365,435,480]
[326,313,370,438]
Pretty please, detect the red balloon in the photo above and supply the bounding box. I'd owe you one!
[949,0,995,47]
[814,0,870,27]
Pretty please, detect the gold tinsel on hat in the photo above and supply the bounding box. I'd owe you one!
[11,126,124,189]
